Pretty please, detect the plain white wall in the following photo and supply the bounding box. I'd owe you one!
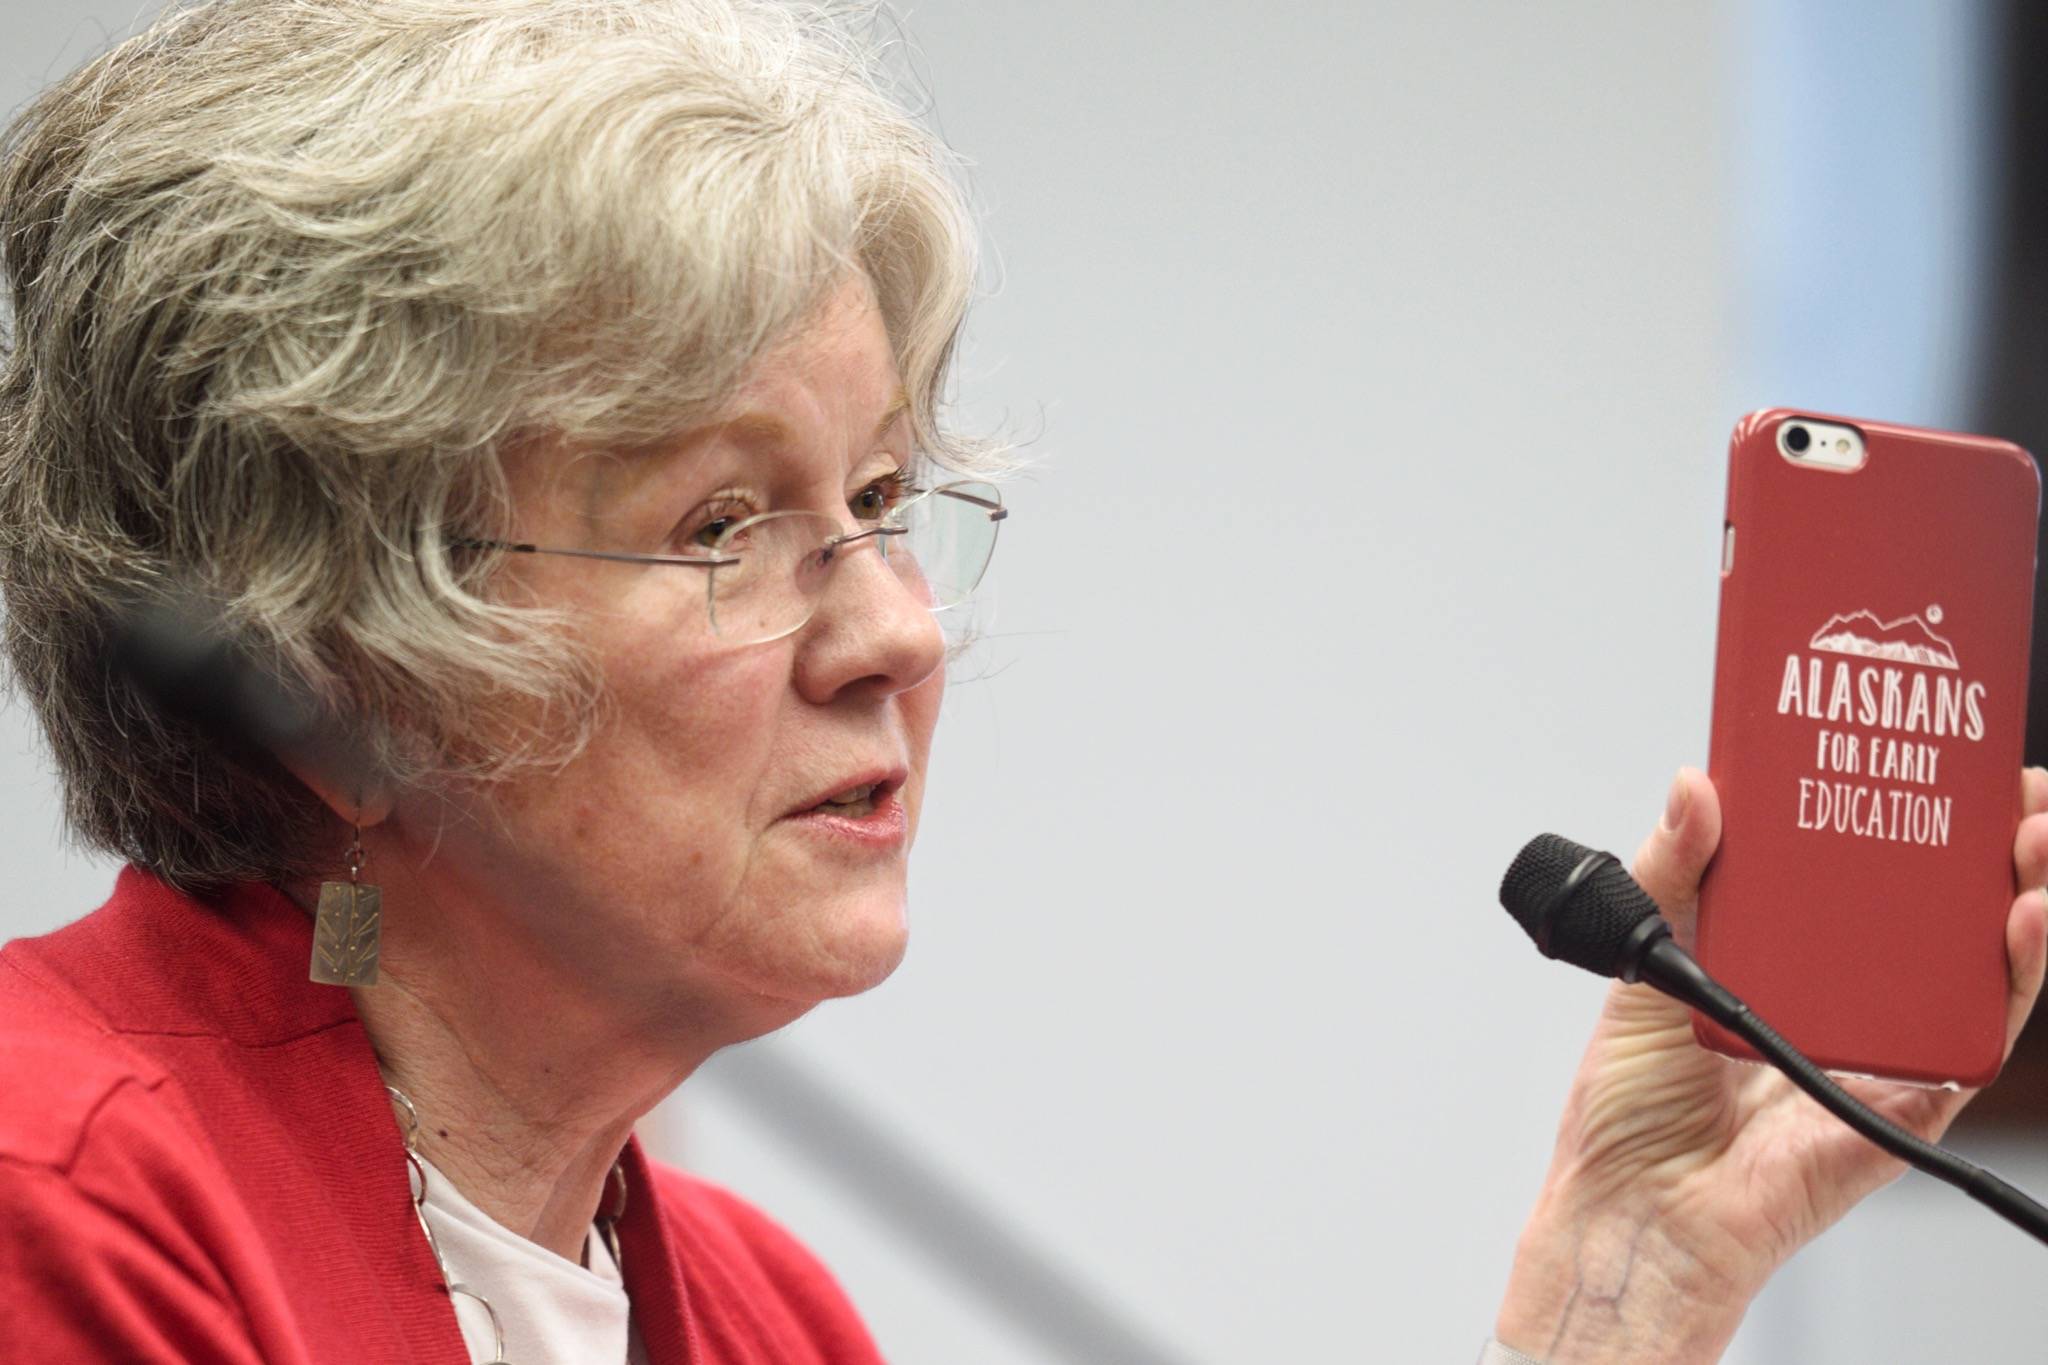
[0,4,2039,1363]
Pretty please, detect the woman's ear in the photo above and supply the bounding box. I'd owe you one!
[278,754,394,830]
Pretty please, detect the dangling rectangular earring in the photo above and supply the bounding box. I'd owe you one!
[310,824,382,986]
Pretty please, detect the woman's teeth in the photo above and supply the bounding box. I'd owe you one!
[821,783,878,815]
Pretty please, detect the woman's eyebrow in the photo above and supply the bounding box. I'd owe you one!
[720,388,912,452]
[874,388,911,438]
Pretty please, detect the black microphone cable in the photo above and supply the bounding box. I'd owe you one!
[1500,832,2048,1248]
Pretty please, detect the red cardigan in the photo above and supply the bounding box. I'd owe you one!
[0,867,883,1364]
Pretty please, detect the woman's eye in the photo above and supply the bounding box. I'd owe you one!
[679,497,755,551]
[851,469,914,522]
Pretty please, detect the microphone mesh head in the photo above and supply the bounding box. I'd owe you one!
[1499,833,1664,978]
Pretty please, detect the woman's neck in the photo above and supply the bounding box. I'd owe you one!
[288,825,806,1260]
[356,971,675,1262]
[318,866,723,1263]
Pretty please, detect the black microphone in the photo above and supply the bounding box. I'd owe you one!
[105,588,376,800]
[1500,832,2048,1248]
[1498,834,1745,1031]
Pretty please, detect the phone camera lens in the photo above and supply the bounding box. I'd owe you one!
[1785,424,1812,453]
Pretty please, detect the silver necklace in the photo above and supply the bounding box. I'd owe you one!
[387,1086,629,1365]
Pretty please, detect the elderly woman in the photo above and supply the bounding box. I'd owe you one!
[0,3,2042,1364]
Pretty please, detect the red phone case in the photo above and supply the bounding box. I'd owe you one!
[1694,409,2040,1087]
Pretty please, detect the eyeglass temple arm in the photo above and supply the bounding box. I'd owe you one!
[448,485,1005,564]
[931,486,1007,519]
[447,537,740,568]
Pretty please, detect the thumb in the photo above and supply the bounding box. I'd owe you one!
[1628,766,1722,949]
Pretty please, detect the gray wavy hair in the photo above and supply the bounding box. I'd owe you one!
[0,0,984,891]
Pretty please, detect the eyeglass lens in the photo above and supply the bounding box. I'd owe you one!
[704,482,1001,643]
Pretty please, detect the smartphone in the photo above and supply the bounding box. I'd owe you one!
[1693,409,2040,1087]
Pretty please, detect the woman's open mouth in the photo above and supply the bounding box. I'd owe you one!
[816,781,882,817]
[785,772,909,849]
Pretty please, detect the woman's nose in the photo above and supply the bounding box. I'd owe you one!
[791,533,945,704]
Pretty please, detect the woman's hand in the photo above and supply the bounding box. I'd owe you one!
[1494,766,2048,1364]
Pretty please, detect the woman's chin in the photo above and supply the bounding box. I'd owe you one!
[719,899,911,1009]
[806,912,912,1002]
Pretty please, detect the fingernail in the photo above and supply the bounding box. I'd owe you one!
[1662,770,1690,833]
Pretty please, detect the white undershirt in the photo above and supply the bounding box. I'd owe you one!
[416,1154,649,1365]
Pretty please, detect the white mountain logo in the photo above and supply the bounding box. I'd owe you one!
[1808,611,1959,670]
